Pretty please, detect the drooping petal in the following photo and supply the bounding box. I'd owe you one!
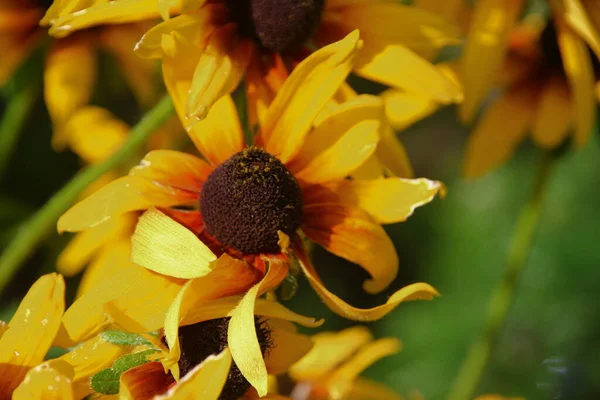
[258,30,362,164]
[460,0,526,122]
[531,74,573,149]
[12,361,75,400]
[332,177,444,224]
[463,84,538,179]
[154,349,231,400]
[294,243,439,321]
[131,208,217,279]
[162,280,192,381]
[0,274,65,394]
[381,89,439,131]
[555,14,596,146]
[289,326,373,381]
[57,175,197,233]
[264,320,313,375]
[44,37,96,146]
[120,362,175,400]
[302,204,398,294]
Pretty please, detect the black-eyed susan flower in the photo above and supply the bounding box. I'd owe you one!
[272,326,402,400]
[460,0,600,178]
[43,0,462,129]
[57,33,444,326]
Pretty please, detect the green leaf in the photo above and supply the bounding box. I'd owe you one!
[101,330,151,346]
[91,349,157,395]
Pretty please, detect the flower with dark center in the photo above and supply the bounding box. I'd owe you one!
[175,318,273,400]
[224,0,325,53]
[200,146,303,255]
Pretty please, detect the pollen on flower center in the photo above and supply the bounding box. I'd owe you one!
[175,318,273,400]
[224,0,325,53]
[200,146,303,254]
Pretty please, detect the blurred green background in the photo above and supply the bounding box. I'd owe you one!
[2,20,600,400]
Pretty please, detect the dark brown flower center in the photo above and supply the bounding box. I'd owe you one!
[539,21,563,71]
[176,318,273,400]
[223,0,325,53]
[200,146,303,254]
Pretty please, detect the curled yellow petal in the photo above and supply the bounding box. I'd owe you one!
[131,208,217,279]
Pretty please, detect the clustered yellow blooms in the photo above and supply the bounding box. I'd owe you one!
[1,0,598,398]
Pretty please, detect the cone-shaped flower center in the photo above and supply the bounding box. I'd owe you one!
[176,318,273,400]
[224,0,325,53]
[200,146,303,254]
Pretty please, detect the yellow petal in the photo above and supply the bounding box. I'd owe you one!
[131,208,217,279]
[45,38,96,145]
[162,280,193,381]
[57,175,195,233]
[556,15,597,146]
[531,74,573,148]
[48,0,163,38]
[381,89,439,131]
[333,177,444,224]
[62,106,129,163]
[289,326,373,381]
[329,338,401,384]
[463,85,537,178]
[376,124,415,178]
[460,0,525,121]
[119,362,175,400]
[59,335,126,384]
[0,274,65,394]
[562,0,600,60]
[12,361,74,400]
[186,31,253,124]
[58,265,184,345]
[302,204,398,294]
[57,213,134,277]
[295,245,439,321]
[258,30,361,164]
[187,95,245,166]
[354,43,462,104]
[345,378,403,400]
[154,349,231,400]
[264,320,313,375]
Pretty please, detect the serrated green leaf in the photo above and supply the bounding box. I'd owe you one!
[91,349,157,395]
[101,330,151,346]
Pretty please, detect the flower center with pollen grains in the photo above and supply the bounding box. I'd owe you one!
[223,0,325,53]
[175,318,273,400]
[200,146,303,254]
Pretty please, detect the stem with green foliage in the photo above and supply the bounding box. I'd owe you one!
[446,151,554,400]
[0,95,174,293]
[0,84,38,179]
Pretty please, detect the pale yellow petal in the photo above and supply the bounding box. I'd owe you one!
[330,338,401,383]
[531,74,573,148]
[562,0,600,60]
[131,208,217,279]
[258,30,362,164]
[460,0,526,121]
[12,361,74,400]
[162,280,193,381]
[463,85,537,178]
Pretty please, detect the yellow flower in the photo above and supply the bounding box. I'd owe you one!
[43,0,462,129]
[283,326,402,400]
[459,0,600,178]
[57,33,443,331]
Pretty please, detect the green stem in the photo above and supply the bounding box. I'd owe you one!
[446,151,554,400]
[0,95,174,293]
[0,84,38,179]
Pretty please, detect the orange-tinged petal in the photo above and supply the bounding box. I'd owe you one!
[58,265,184,345]
[154,349,231,400]
[258,30,362,164]
[556,15,596,147]
[0,33,39,87]
[264,320,313,375]
[0,274,65,394]
[57,214,134,277]
[381,89,439,131]
[463,85,537,178]
[131,208,217,279]
[45,37,96,145]
[120,362,174,400]
[460,0,525,122]
[333,177,444,224]
[12,361,74,400]
[531,74,573,148]
[295,243,439,321]
[187,95,245,166]
[302,204,398,294]
[376,124,414,178]
[289,326,373,381]
[57,175,196,233]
